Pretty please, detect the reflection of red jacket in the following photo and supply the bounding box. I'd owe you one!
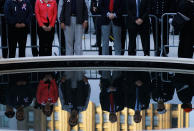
[35,0,57,27]
[36,80,58,105]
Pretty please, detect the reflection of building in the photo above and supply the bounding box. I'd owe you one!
[19,101,189,131]
[0,105,17,130]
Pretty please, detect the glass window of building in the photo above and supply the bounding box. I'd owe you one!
[54,112,59,120]
[47,116,51,121]
[29,128,34,131]
[95,114,100,124]
[55,102,58,106]
[128,115,133,125]
[28,111,34,122]
[78,113,83,123]
[153,116,158,126]
[103,113,108,123]
[0,116,9,128]
[172,117,178,128]
[172,104,178,110]
[120,114,125,124]
[0,105,6,111]
[153,104,158,110]
[145,116,151,126]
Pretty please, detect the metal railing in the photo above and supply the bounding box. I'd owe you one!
[160,13,177,56]
[0,14,165,56]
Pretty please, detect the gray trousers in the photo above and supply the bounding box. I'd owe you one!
[64,17,83,55]
[101,22,121,55]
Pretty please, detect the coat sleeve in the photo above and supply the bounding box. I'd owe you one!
[36,80,45,104]
[51,79,58,103]
[83,0,88,21]
[35,0,44,27]
[57,0,63,21]
[140,0,151,21]
[59,0,65,23]
[25,0,33,25]
[4,0,16,24]
[50,0,57,27]
[99,0,107,18]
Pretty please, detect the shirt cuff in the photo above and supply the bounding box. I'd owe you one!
[107,12,110,17]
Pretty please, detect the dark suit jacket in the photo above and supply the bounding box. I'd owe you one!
[60,0,88,25]
[127,0,150,29]
[99,0,123,26]
[58,78,91,112]
[173,74,194,104]
[100,76,125,112]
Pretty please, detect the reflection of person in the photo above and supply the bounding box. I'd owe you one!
[127,0,151,56]
[36,73,58,116]
[6,74,34,121]
[151,72,175,114]
[4,0,33,58]
[173,74,194,113]
[58,72,91,127]
[35,0,57,56]
[177,0,194,58]
[100,71,124,123]
[123,72,151,123]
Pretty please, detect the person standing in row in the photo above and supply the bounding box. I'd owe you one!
[4,0,33,58]
[59,0,88,55]
[99,0,122,55]
[35,0,57,56]
[127,0,151,56]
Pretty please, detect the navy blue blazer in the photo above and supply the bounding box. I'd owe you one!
[99,0,123,26]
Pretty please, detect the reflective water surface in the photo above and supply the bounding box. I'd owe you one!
[0,70,194,131]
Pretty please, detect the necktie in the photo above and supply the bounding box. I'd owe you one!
[109,0,114,12]
[137,0,140,17]
[109,93,115,112]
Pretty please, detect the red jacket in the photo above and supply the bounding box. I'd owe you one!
[35,0,57,27]
[36,80,58,105]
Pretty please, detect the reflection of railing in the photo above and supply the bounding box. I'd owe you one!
[160,13,177,56]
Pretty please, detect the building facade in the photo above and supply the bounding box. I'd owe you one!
[16,100,189,131]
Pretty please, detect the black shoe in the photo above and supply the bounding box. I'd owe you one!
[93,32,96,35]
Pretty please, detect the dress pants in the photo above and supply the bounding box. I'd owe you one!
[128,24,150,56]
[101,21,121,55]
[31,16,39,57]
[1,16,8,58]
[178,22,194,58]
[8,25,28,58]
[56,20,66,55]
[38,24,55,56]
[64,16,83,55]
